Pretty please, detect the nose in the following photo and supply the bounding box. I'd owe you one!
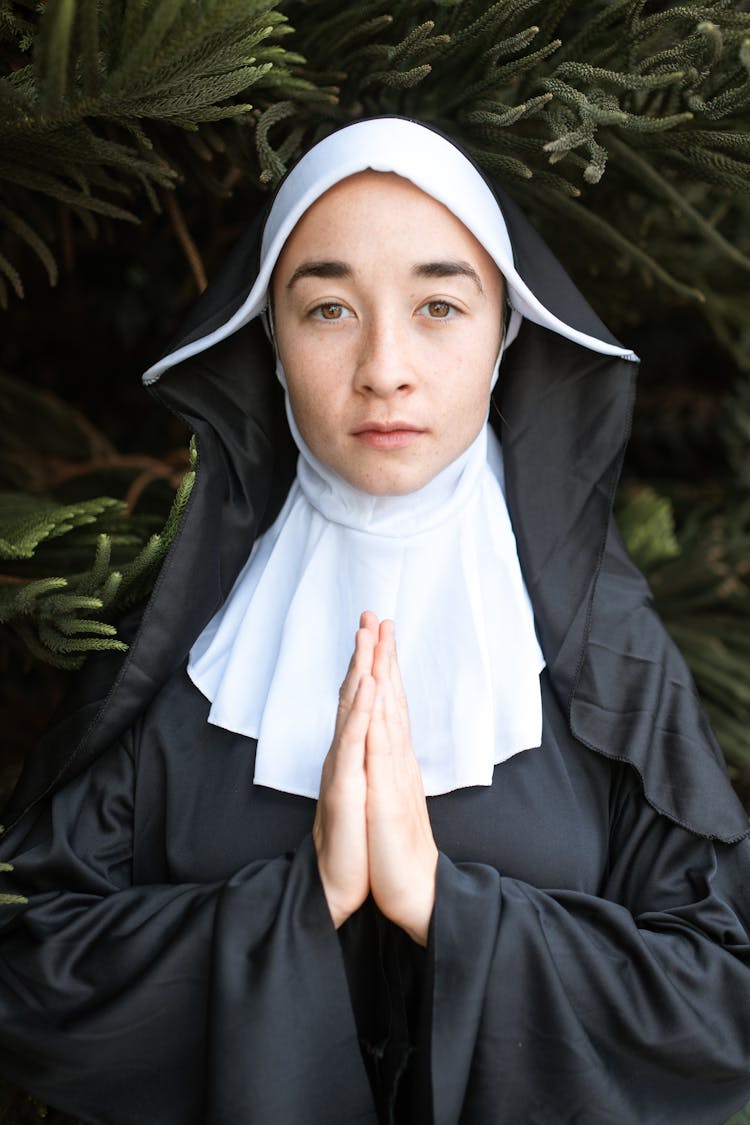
[354,315,414,398]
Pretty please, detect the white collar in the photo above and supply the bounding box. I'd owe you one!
[188,422,545,796]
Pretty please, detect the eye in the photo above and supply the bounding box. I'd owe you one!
[418,300,459,319]
[310,302,352,321]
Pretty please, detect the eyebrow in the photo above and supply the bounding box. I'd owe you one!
[286,260,351,289]
[411,260,484,294]
[285,258,485,294]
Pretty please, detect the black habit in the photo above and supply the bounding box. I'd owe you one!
[1,128,749,1125]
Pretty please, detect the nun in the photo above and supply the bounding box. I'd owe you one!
[0,117,749,1125]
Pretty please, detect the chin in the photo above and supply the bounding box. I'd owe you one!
[349,469,432,497]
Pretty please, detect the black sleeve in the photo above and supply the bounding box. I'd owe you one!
[427,775,750,1125]
[0,740,376,1125]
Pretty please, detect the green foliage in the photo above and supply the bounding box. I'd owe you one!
[2,1,750,357]
[0,371,194,669]
[615,484,680,572]
[0,490,124,559]
[0,488,193,670]
[0,0,313,303]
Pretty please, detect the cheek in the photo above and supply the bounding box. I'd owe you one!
[280,331,346,398]
[442,348,495,446]
[285,373,343,459]
[277,337,326,419]
[287,381,319,431]
[451,340,496,411]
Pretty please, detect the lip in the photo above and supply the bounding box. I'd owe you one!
[352,421,425,451]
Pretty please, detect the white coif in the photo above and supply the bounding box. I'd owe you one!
[189,422,544,797]
[143,117,636,385]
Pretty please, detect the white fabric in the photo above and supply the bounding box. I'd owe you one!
[143,118,636,385]
[188,419,544,797]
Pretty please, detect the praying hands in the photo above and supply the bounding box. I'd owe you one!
[313,611,439,946]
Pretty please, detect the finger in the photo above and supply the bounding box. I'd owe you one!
[354,623,376,679]
[335,625,375,736]
[378,617,395,651]
[371,620,393,689]
[367,643,402,772]
[385,625,410,724]
[331,673,375,776]
[372,620,405,729]
[322,667,373,789]
[360,610,380,639]
[315,672,371,930]
[365,684,391,765]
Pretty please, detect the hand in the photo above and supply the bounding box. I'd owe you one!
[365,620,438,946]
[312,613,377,929]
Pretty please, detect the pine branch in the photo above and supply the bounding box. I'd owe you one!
[0,374,194,668]
[0,0,36,52]
[524,183,707,302]
[35,0,76,112]
[0,492,124,559]
[4,0,750,347]
[0,462,194,668]
[0,201,57,286]
[605,132,750,271]
[0,0,310,297]
[461,93,554,132]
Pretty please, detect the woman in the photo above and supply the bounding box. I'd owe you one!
[1,117,749,1125]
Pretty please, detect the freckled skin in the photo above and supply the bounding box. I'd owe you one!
[272,170,505,497]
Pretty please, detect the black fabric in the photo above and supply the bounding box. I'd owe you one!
[1,115,749,1123]
[0,670,748,1123]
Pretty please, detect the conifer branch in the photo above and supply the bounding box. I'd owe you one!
[605,132,750,272]
[524,184,707,302]
[0,374,194,668]
[35,0,75,112]
[4,0,748,322]
[0,0,36,53]
[0,0,311,296]
[0,465,193,667]
[0,202,58,286]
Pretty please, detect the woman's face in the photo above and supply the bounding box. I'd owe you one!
[272,171,505,495]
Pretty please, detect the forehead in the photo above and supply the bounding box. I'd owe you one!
[275,170,495,266]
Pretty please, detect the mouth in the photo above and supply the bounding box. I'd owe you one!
[351,422,425,451]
